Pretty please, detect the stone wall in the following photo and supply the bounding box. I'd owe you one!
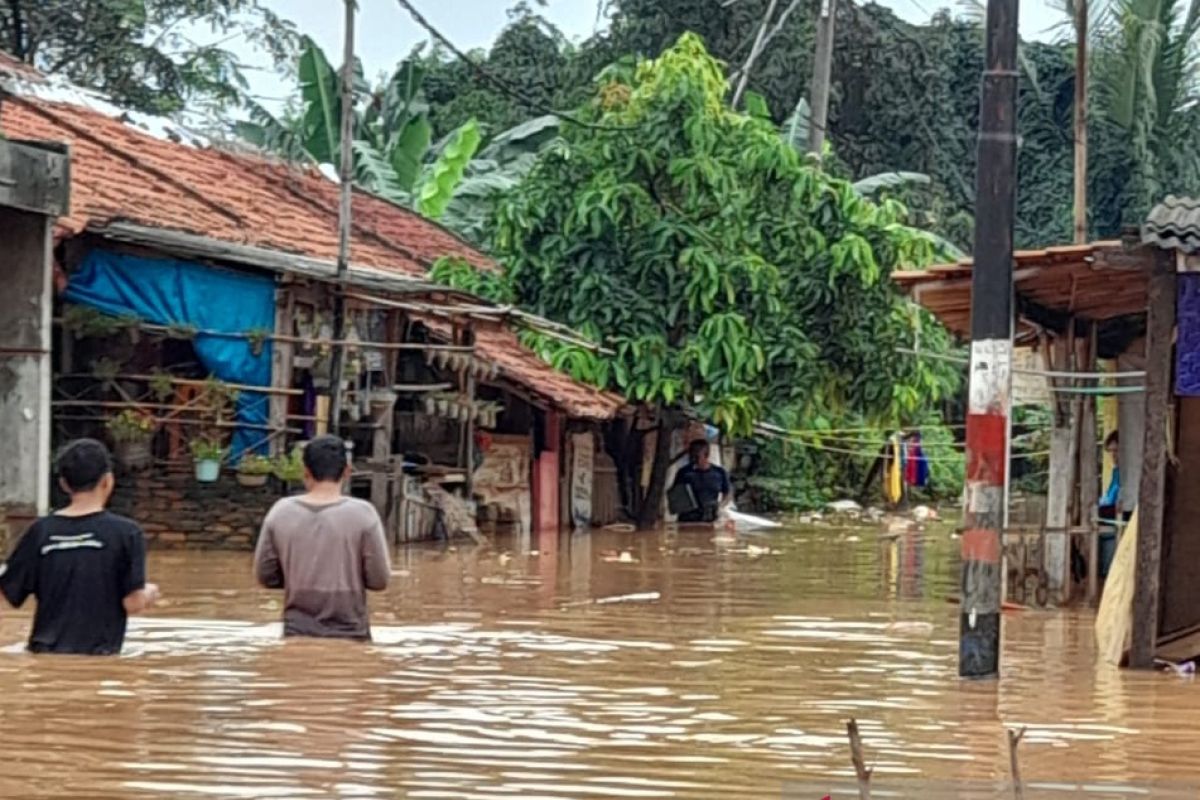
[108,470,281,550]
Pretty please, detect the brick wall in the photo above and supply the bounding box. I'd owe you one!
[108,470,282,550]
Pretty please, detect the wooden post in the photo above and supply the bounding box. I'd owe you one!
[1007,726,1026,800]
[1131,251,1176,668]
[1072,0,1088,244]
[326,0,356,432]
[1079,325,1101,604]
[808,0,837,155]
[846,718,872,800]
[269,288,295,456]
[959,0,1018,679]
[1045,334,1077,603]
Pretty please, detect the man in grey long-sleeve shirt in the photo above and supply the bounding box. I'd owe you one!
[254,436,390,640]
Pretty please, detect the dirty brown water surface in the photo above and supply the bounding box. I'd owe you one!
[0,522,1197,799]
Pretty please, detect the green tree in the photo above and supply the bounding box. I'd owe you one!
[439,34,960,525]
[0,0,297,115]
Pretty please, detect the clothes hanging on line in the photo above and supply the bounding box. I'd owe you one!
[884,434,903,504]
[904,433,930,488]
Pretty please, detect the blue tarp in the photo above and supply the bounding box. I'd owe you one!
[65,250,276,458]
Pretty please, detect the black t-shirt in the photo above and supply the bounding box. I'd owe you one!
[0,511,146,655]
[673,463,731,523]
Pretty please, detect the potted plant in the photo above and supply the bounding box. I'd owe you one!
[236,454,273,488]
[189,437,225,483]
[106,409,156,470]
[272,447,305,491]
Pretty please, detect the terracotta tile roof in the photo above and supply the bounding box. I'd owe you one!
[0,61,624,419]
[0,92,490,276]
[423,318,626,420]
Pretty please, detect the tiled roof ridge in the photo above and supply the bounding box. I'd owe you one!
[1144,195,1200,255]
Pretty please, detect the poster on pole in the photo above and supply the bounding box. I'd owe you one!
[570,432,594,530]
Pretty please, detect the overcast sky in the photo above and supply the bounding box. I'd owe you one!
[237,0,1070,108]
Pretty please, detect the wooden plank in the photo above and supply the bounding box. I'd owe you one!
[1131,251,1176,668]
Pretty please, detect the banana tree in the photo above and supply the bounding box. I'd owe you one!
[237,36,481,219]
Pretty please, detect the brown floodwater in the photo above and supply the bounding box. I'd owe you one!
[0,522,1197,799]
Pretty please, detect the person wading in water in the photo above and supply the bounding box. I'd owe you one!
[671,439,733,525]
[254,435,390,640]
[0,438,160,655]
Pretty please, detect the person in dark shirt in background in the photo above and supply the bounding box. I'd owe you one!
[0,439,160,655]
[672,439,733,524]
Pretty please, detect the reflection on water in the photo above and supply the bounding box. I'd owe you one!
[0,523,1195,798]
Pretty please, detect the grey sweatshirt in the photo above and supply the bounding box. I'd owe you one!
[254,496,391,640]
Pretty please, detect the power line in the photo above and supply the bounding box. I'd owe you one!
[393,0,631,132]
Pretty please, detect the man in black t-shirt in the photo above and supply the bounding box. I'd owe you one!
[672,439,732,524]
[0,439,160,655]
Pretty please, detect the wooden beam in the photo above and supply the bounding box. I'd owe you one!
[1131,251,1175,667]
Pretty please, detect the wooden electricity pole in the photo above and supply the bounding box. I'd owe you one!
[326,0,357,434]
[959,0,1019,680]
[1073,0,1088,243]
[807,0,837,155]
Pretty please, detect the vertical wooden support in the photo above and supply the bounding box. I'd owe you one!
[1079,325,1100,605]
[1045,334,1077,602]
[1131,252,1176,668]
[269,287,295,455]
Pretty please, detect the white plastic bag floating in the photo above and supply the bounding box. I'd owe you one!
[728,509,782,530]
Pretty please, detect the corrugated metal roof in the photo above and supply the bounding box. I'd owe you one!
[1143,195,1200,254]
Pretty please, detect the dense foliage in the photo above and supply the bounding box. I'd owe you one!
[419,0,1200,247]
[0,0,297,116]
[436,35,961,518]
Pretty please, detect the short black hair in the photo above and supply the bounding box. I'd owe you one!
[303,435,349,482]
[56,438,113,493]
[1105,430,1119,448]
[688,439,710,460]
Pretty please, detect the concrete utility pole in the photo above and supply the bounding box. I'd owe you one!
[959,0,1019,679]
[807,0,836,155]
[327,0,357,434]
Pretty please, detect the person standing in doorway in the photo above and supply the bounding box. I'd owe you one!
[671,439,733,524]
[254,435,390,640]
[0,438,160,655]
[1099,430,1121,523]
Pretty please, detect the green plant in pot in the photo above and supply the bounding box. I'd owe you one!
[272,447,305,491]
[106,409,156,471]
[189,437,225,483]
[236,454,273,488]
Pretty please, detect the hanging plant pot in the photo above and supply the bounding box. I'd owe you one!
[423,396,436,415]
[194,459,221,483]
[237,472,269,488]
[115,438,152,471]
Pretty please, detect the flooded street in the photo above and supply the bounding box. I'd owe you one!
[0,523,1196,798]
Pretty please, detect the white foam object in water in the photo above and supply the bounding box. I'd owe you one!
[728,510,781,530]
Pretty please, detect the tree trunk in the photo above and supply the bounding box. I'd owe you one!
[637,410,677,530]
